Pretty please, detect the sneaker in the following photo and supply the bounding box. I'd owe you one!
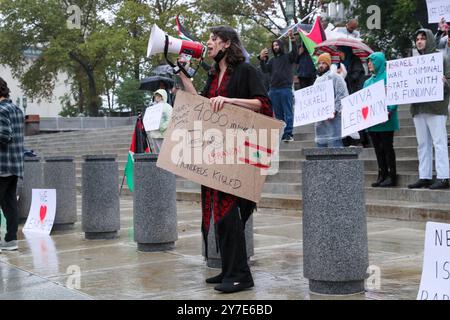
[214,280,254,293]
[407,179,433,189]
[2,240,18,251]
[206,273,223,284]
[429,179,450,190]
[282,136,294,142]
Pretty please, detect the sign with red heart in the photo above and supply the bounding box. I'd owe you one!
[23,189,56,235]
[341,80,388,137]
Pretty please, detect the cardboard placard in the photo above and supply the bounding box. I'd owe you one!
[143,103,164,131]
[426,0,450,23]
[157,90,283,202]
[23,189,56,235]
[386,53,444,105]
[293,79,335,127]
[417,222,450,300]
[341,80,388,137]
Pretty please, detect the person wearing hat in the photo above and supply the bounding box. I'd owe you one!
[313,53,349,148]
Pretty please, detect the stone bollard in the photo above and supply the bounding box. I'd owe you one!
[202,215,254,268]
[133,154,178,251]
[43,156,77,230]
[18,156,43,223]
[302,148,369,295]
[82,154,120,240]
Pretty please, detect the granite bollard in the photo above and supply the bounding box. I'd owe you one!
[302,148,369,295]
[202,215,254,268]
[43,156,77,230]
[133,154,178,252]
[18,156,43,222]
[82,154,120,239]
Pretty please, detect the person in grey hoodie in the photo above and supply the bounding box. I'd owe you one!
[259,29,298,142]
[407,29,450,190]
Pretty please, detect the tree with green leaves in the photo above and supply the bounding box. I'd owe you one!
[352,0,421,59]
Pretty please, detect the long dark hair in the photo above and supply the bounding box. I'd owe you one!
[0,77,10,99]
[210,26,245,69]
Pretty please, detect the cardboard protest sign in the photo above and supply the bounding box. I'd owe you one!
[426,0,450,23]
[387,53,444,105]
[143,103,164,131]
[417,222,450,300]
[341,80,388,137]
[293,79,335,127]
[23,189,56,235]
[157,90,284,203]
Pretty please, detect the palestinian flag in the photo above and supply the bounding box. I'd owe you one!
[176,15,198,42]
[298,16,327,64]
[124,116,150,192]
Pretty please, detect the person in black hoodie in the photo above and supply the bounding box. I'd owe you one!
[259,29,298,142]
[296,40,317,89]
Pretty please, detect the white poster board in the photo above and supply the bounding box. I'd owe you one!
[341,80,388,137]
[23,189,56,235]
[417,222,450,300]
[143,103,164,131]
[426,0,450,23]
[386,53,444,105]
[293,80,335,127]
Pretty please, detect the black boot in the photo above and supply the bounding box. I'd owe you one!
[371,171,386,187]
[429,179,450,190]
[408,179,433,189]
[379,174,397,187]
[206,273,223,284]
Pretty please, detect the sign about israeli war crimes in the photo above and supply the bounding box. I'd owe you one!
[23,189,57,235]
[143,103,164,131]
[341,80,388,137]
[387,53,444,105]
[426,0,450,23]
[157,90,284,203]
[293,79,335,127]
[417,222,450,300]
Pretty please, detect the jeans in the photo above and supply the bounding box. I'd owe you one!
[413,114,449,179]
[0,176,19,242]
[269,87,293,139]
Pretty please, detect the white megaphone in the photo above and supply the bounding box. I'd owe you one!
[147,24,205,59]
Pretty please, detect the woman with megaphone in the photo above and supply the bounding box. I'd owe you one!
[178,26,273,294]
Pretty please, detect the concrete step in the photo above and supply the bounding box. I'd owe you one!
[175,189,450,222]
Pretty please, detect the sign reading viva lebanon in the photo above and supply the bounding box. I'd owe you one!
[341,80,388,138]
[293,79,335,127]
[157,90,284,203]
[386,52,444,105]
[23,189,57,235]
[417,222,450,300]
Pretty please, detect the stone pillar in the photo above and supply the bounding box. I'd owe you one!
[43,156,77,230]
[202,214,254,269]
[302,148,369,295]
[18,156,43,222]
[82,154,120,239]
[133,154,178,252]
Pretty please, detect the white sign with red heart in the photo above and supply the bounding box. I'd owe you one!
[341,80,388,138]
[23,189,57,235]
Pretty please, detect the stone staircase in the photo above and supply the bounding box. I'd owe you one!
[24,105,450,222]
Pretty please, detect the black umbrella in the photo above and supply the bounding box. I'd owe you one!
[139,75,174,92]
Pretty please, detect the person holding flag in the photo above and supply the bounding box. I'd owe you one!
[122,111,150,193]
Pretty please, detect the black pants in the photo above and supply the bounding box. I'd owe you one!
[0,176,19,241]
[369,132,396,179]
[217,208,253,284]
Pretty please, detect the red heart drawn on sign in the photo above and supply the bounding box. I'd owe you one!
[362,106,369,120]
[39,205,47,222]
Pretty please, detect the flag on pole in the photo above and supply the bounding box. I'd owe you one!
[124,116,150,192]
[297,16,327,64]
[176,15,198,42]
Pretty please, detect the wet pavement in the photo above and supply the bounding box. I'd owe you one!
[0,197,426,300]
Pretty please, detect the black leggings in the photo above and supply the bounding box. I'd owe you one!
[369,131,396,178]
